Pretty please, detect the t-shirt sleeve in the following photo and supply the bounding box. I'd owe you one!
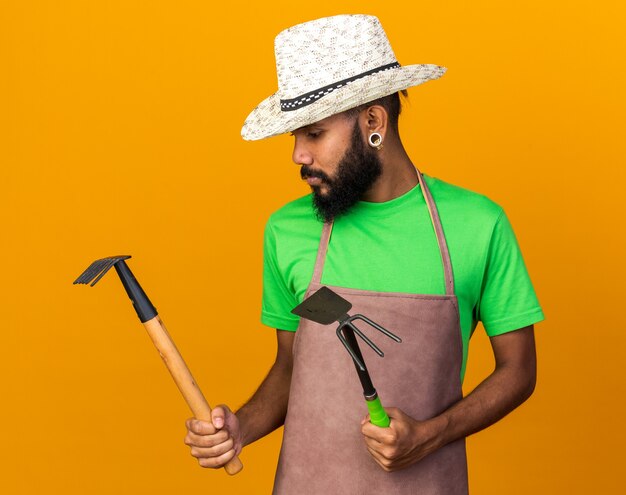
[477,209,545,336]
[261,218,300,331]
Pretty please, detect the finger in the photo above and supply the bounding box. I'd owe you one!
[384,407,402,419]
[367,443,403,472]
[185,428,230,448]
[362,436,379,455]
[365,444,391,471]
[366,442,384,459]
[362,431,389,456]
[197,448,237,469]
[211,405,231,429]
[190,437,234,460]
[366,441,414,472]
[186,418,217,435]
[360,422,386,443]
[362,425,400,449]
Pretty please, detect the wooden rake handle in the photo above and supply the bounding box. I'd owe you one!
[142,315,243,475]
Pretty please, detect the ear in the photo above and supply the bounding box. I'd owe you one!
[361,105,388,139]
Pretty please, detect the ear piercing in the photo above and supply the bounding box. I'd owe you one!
[368,132,384,151]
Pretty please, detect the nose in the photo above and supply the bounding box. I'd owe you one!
[291,136,313,166]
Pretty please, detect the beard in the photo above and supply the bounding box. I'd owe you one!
[300,121,382,222]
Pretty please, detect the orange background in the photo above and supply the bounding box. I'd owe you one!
[1,1,624,493]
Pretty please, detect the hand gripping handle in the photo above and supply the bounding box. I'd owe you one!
[143,316,243,475]
[366,394,390,428]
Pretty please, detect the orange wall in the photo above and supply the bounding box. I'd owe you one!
[1,1,624,493]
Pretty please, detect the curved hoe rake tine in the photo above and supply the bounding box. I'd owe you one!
[352,314,402,343]
[349,323,384,357]
[336,326,366,371]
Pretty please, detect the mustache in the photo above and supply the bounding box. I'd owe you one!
[300,165,331,183]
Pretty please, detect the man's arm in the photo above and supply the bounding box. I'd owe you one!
[361,325,536,472]
[236,329,295,447]
[185,329,294,468]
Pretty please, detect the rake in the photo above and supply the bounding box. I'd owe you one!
[73,255,243,475]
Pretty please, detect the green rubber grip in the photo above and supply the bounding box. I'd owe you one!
[366,395,390,428]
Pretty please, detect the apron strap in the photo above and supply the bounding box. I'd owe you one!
[416,168,455,296]
[311,169,455,295]
[311,222,333,284]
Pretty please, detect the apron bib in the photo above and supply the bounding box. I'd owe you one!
[273,170,469,494]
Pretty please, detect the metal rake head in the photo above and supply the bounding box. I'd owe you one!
[291,286,402,371]
[73,255,132,287]
[336,314,402,371]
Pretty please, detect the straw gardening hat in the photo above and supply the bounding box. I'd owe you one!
[241,14,446,141]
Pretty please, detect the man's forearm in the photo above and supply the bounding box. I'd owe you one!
[433,327,536,452]
[235,359,292,448]
[361,326,537,471]
[432,359,536,450]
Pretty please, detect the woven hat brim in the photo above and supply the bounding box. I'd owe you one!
[241,64,446,141]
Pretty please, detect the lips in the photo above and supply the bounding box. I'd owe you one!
[304,177,323,186]
[300,165,329,184]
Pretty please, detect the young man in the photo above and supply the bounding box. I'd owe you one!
[185,15,544,494]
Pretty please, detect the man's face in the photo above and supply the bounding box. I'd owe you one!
[291,113,382,222]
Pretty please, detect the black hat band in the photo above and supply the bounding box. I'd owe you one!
[279,62,401,112]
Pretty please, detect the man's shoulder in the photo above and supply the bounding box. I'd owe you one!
[265,194,322,237]
[271,194,315,219]
[427,175,504,221]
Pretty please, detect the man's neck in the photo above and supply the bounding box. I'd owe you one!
[361,141,419,203]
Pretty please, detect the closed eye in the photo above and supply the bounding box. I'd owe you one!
[290,128,324,139]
